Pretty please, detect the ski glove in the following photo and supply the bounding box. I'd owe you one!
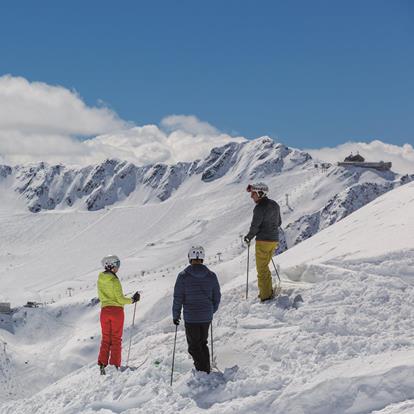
[173,318,180,326]
[244,235,251,244]
[132,292,141,303]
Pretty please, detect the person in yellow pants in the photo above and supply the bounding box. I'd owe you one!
[244,183,282,302]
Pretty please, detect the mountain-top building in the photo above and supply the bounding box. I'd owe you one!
[344,153,365,162]
[338,153,392,171]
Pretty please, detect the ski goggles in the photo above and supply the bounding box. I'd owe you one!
[107,260,120,269]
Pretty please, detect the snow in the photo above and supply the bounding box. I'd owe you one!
[0,148,414,412]
[278,181,414,268]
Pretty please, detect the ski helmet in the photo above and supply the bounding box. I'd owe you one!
[246,182,269,198]
[188,245,205,262]
[101,255,121,270]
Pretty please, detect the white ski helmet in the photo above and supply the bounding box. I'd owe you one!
[101,255,121,270]
[246,182,269,198]
[188,245,205,262]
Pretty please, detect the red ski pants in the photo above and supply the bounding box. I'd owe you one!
[98,306,125,367]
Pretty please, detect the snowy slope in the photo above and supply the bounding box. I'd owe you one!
[1,177,414,413]
[0,137,410,306]
[0,137,410,241]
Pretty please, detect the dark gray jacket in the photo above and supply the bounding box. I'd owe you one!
[246,197,282,241]
[172,264,221,324]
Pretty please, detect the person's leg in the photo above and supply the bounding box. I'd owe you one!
[108,307,125,367]
[256,241,278,300]
[200,322,211,373]
[98,307,112,366]
[265,242,279,295]
[185,323,209,372]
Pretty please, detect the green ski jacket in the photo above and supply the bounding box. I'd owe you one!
[97,271,132,308]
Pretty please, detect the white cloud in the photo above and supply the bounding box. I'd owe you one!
[0,130,109,166]
[0,74,130,166]
[87,120,246,165]
[307,140,414,175]
[86,126,173,166]
[0,76,246,166]
[160,115,219,135]
[0,75,126,135]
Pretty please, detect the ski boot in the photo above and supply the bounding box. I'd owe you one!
[260,292,275,303]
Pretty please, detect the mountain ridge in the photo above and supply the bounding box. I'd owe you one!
[0,137,310,212]
[0,137,412,253]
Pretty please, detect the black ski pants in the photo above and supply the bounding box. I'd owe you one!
[184,322,211,373]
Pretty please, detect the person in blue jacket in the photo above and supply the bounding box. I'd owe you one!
[172,245,221,373]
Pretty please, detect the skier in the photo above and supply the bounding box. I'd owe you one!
[97,255,140,375]
[172,246,221,374]
[244,183,282,302]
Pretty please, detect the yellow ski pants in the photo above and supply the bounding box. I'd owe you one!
[255,241,278,300]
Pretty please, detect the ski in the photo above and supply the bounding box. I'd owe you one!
[119,356,148,372]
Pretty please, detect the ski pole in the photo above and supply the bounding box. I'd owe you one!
[246,242,250,299]
[170,324,178,387]
[126,301,137,368]
[271,258,281,283]
[271,258,282,295]
[210,322,214,368]
[210,322,223,374]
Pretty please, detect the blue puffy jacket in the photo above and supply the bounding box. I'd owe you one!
[172,264,221,324]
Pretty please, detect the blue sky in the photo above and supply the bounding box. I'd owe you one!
[0,0,413,148]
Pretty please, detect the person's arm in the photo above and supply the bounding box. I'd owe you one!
[172,274,185,321]
[113,278,133,305]
[211,273,221,313]
[246,204,264,241]
[97,277,103,302]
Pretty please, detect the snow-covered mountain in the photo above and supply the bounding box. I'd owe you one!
[1,171,413,414]
[0,137,411,254]
[1,138,308,212]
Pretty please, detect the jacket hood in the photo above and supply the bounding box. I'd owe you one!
[184,264,210,279]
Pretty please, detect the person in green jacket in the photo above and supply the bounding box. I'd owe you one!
[97,255,140,375]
